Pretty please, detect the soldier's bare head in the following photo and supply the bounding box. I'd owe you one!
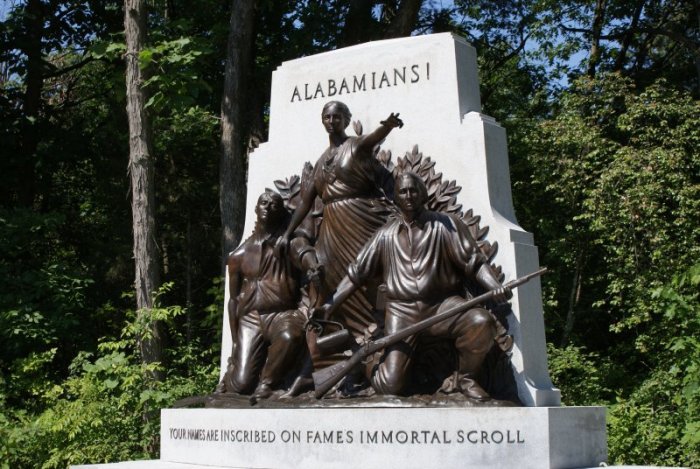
[255,190,286,227]
[395,172,428,218]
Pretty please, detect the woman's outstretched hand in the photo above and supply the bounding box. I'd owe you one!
[381,112,404,129]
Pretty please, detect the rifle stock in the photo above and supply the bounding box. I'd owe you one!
[312,350,365,398]
[311,267,547,399]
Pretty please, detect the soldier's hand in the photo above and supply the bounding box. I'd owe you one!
[492,286,513,304]
[310,303,331,321]
[307,264,324,288]
[273,234,290,258]
[380,112,404,129]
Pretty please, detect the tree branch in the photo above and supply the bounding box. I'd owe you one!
[43,55,94,79]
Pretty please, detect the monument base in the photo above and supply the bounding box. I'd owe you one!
[74,405,606,469]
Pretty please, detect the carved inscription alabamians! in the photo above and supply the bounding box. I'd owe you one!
[290,62,431,102]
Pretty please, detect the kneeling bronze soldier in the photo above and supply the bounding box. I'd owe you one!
[220,191,320,400]
[319,173,511,400]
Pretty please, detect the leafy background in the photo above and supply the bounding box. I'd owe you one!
[0,1,698,467]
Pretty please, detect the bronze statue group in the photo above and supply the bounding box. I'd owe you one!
[216,101,515,404]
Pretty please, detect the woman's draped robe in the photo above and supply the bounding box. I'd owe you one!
[311,137,392,339]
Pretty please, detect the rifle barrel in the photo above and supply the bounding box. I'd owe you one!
[312,267,547,398]
[371,267,547,351]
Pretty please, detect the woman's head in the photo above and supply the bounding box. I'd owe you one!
[321,101,352,132]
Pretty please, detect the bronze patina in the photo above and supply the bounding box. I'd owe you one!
[213,102,522,406]
[219,191,318,401]
[315,173,511,401]
[276,102,403,342]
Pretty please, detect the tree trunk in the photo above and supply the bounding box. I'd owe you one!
[384,0,423,38]
[186,212,193,345]
[613,0,645,72]
[340,0,377,46]
[220,0,256,262]
[560,253,584,347]
[587,0,607,77]
[18,0,45,207]
[694,0,700,94]
[165,0,176,20]
[124,0,163,380]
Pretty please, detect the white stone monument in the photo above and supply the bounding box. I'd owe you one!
[225,32,558,407]
[75,33,609,469]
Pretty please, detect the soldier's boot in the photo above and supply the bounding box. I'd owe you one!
[459,372,491,402]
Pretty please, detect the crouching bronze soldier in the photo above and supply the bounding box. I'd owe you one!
[219,190,320,401]
[318,173,511,401]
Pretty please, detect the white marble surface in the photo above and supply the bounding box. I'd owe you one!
[221,32,560,406]
[73,462,237,469]
[152,406,606,469]
[74,464,686,469]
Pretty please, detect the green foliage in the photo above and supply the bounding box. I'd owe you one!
[90,38,126,60]
[1,1,699,467]
[647,264,700,455]
[515,74,699,466]
[608,368,693,467]
[587,81,700,335]
[141,36,214,111]
[0,209,98,405]
[0,284,218,469]
[546,343,612,406]
[521,74,700,350]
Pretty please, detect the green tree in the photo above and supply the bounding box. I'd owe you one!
[1,2,699,466]
[608,264,700,466]
[0,284,219,468]
[519,74,699,465]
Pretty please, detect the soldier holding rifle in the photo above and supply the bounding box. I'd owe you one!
[316,172,512,401]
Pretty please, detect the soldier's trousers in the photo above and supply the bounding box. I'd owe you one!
[229,308,306,394]
[370,295,496,395]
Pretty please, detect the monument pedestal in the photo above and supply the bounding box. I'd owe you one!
[75,406,606,469]
[159,406,606,469]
